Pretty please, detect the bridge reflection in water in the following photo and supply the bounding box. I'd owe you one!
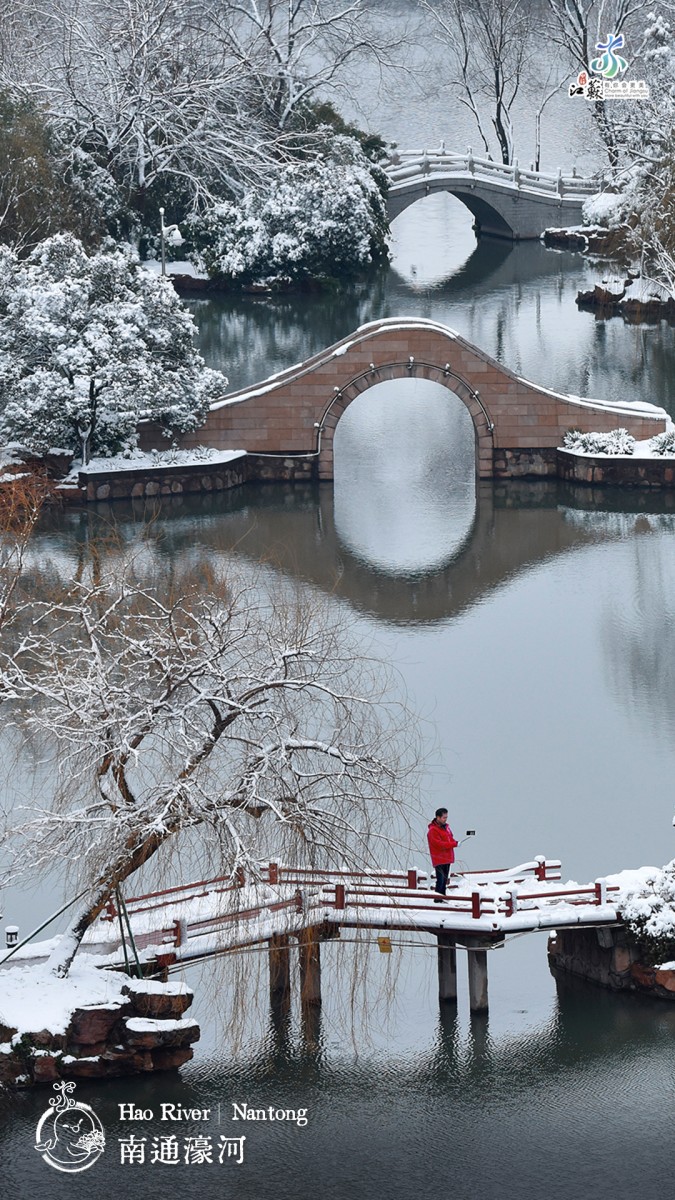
[44,477,675,630]
[333,377,476,577]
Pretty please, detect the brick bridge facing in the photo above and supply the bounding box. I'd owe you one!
[167,318,667,480]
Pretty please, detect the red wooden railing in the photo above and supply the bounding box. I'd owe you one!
[95,858,619,963]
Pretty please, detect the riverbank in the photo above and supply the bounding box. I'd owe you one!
[9,438,675,506]
[543,228,675,323]
[0,965,197,1086]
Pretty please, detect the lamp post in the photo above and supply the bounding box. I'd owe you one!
[158,206,183,277]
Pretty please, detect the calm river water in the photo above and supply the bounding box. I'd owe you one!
[3,41,675,1200]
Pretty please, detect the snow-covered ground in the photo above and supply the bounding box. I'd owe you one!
[70,447,246,478]
[0,960,129,1037]
[143,258,208,280]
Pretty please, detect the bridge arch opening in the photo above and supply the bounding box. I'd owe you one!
[388,183,516,240]
[333,377,476,577]
[390,192,475,288]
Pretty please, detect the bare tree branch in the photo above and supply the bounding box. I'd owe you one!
[0,552,421,976]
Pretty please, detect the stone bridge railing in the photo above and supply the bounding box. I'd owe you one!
[386,144,600,197]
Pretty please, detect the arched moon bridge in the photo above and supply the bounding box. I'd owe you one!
[171,318,666,481]
[385,146,599,239]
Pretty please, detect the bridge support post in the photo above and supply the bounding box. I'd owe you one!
[467,945,489,1013]
[298,927,322,1007]
[269,933,291,1012]
[437,933,457,1002]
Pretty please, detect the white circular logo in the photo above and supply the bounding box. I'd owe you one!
[35,1081,105,1173]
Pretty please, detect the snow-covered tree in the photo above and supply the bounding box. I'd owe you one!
[213,0,407,132]
[0,91,96,251]
[189,140,389,286]
[420,0,532,164]
[0,553,418,976]
[0,0,287,226]
[544,0,650,167]
[0,473,50,635]
[579,15,675,292]
[0,234,225,462]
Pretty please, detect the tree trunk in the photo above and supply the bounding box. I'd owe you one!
[47,823,177,976]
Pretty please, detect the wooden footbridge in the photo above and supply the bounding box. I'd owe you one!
[58,856,624,1014]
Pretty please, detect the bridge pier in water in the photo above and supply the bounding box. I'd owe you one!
[298,926,322,1007]
[437,933,457,1003]
[437,934,493,1012]
[467,945,489,1013]
[268,927,323,1022]
[269,933,291,1015]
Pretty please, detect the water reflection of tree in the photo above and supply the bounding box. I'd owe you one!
[601,526,675,736]
[0,528,421,976]
[187,272,388,389]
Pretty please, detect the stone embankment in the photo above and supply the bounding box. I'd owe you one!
[545,227,675,323]
[544,226,624,255]
[548,927,675,1000]
[557,448,675,489]
[77,452,314,502]
[0,979,199,1087]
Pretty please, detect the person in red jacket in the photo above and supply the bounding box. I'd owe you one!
[427,808,459,901]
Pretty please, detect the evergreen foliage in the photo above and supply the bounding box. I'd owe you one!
[621,864,675,966]
[189,140,389,287]
[0,93,99,250]
[0,235,225,462]
[563,428,636,455]
[649,430,675,456]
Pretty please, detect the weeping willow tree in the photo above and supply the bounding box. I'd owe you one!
[0,540,420,977]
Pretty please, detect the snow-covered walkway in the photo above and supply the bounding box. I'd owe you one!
[0,857,634,974]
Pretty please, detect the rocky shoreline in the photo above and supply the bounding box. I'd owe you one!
[576,273,675,323]
[0,977,198,1087]
[549,927,675,1001]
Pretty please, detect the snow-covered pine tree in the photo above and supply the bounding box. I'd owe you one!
[190,140,389,287]
[0,234,226,463]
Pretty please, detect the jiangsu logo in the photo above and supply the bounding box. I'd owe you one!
[568,32,648,101]
[35,1080,105,1173]
[590,33,628,78]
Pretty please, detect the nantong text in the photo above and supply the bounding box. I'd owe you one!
[118,1102,310,1127]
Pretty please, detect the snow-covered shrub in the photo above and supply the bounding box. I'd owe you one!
[620,863,675,965]
[189,139,389,287]
[562,428,635,455]
[582,191,628,230]
[0,234,226,462]
[649,429,675,456]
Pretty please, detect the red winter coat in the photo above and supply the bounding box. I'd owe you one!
[427,820,458,866]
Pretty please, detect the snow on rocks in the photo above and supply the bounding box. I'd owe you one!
[0,961,198,1086]
[123,1016,200,1051]
[0,960,128,1037]
[582,191,626,228]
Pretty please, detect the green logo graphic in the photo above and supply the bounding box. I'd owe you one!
[590,34,628,79]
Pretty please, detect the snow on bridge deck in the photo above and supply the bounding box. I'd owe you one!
[1,858,623,975]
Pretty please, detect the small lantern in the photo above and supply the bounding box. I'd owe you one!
[5,926,19,948]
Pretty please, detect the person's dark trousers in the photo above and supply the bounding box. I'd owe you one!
[434,863,451,896]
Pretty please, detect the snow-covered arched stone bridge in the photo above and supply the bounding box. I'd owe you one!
[165,318,667,481]
[385,147,600,239]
